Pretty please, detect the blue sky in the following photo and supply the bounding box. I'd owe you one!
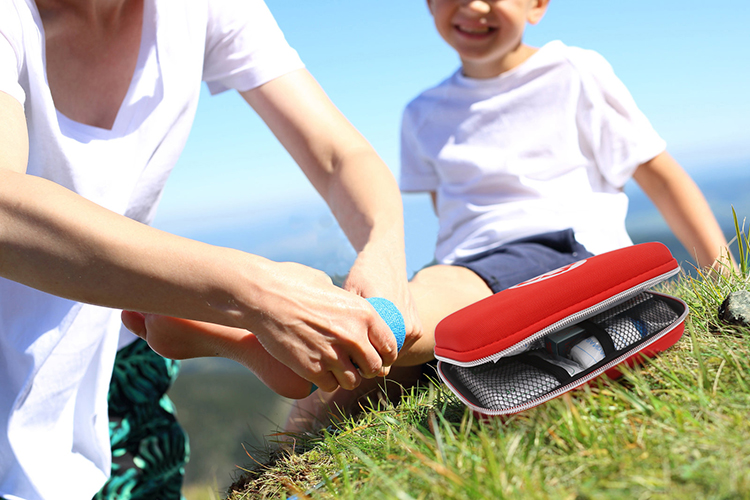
[153,0,750,274]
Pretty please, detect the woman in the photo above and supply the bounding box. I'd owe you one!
[0,0,419,498]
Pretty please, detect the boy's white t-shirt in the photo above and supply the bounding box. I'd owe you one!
[0,0,304,498]
[400,40,666,264]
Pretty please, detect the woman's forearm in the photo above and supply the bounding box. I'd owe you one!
[239,70,406,257]
[0,169,274,327]
[0,169,399,387]
[0,91,256,323]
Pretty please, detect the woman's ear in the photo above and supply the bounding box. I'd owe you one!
[527,0,551,25]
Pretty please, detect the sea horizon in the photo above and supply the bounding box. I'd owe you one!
[155,158,750,280]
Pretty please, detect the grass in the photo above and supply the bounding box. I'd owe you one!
[224,225,750,500]
[731,206,749,279]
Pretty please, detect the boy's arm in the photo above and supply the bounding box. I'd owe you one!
[632,151,730,269]
[240,68,421,346]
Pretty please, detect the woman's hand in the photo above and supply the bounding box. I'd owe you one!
[344,244,423,360]
[124,259,399,394]
[240,261,399,392]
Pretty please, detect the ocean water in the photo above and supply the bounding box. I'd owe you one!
[625,161,750,270]
[165,159,749,490]
[164,159,750,279]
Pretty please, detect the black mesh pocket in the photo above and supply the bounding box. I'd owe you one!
[441,292,681,412]
[443,359,561,411]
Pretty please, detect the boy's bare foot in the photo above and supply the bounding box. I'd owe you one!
[121,311,314,399]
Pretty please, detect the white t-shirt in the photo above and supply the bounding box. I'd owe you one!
[400,40,666,264]
[0,1,304,499]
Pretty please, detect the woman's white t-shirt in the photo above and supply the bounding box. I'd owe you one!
[0,0,304,498]
[400,41,666,264]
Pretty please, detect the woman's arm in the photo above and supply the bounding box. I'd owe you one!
[0,91,392,392]
[633,151,731,269]
[240,69,422,347]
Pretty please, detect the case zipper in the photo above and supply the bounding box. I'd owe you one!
[439,266,681,368]
[443,292,689,416]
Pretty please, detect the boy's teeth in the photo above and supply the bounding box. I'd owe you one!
[459,26,490,34]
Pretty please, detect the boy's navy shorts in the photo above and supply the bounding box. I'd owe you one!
[452,228,594,294]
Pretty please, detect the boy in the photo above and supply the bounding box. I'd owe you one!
[283,0,730,429]
[134,0,729,431]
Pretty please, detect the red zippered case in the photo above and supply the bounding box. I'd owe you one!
[434,242,688,417]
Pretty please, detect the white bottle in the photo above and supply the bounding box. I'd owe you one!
[569,337,605,369]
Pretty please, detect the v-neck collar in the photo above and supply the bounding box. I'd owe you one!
[29,0,158,140]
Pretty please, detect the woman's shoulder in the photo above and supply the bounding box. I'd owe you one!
[0,0,34,47]
[0,0,42,105]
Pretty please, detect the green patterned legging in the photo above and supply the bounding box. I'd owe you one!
[94,338,190,500]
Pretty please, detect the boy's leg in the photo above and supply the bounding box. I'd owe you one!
[285,229,593,434]
[394,264,494,366]
[124,230,592,434]
[120,313,314,399]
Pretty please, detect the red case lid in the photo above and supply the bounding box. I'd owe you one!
[434,242,679,364]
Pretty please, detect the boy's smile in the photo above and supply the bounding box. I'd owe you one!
[456,24,495,36]
[427,0,549,79]
[454,17,497,37]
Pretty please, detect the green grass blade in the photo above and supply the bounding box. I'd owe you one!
[732,206,747,277]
